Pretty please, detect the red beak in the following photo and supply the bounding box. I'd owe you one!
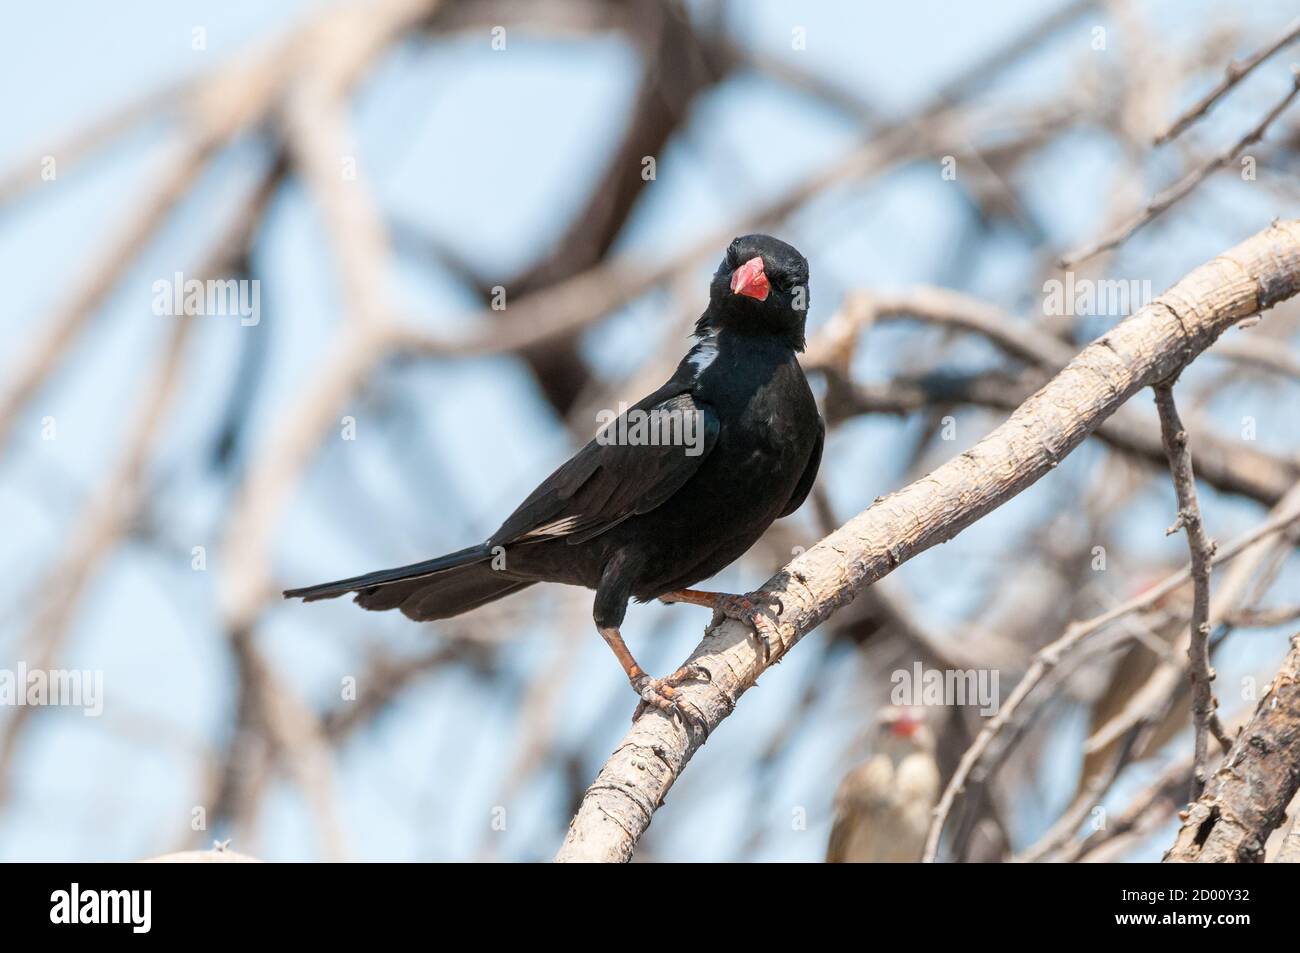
[889,717,921,738]
[730,256,770,301]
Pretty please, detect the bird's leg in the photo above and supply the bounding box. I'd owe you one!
[597,626,710,719]
[660,588,786,661]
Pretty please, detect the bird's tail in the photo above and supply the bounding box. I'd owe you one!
[283,544,533,621]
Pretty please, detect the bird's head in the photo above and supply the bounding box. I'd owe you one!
[873,705,935,759]
[697,234,810,350]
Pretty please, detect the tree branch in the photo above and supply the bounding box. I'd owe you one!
[1152,382,1228,798]
[811,287,1300,507]
[556,219,1300,863]
[922,486,1300,862]
[1061,72,1300,267]
[1081,482,1300,759]
[1165,633,1300,862]
[1155,16,1300,145]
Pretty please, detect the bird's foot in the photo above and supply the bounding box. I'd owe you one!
[630,663,711,723]
[713,591,786,661]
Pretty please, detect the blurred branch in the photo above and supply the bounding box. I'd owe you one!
[1226,604,1300,628]
[200,3,446,857]
[812,287,1300,506]
[1166,633,1300,862]
[321,642,486,740]
[1062,71,1300,267]
[1155,16,1300,145]
[227,626,348,861]
[1084,481,1300,759]
[0,39,287,459]
[0,139,214,459]
[1209,334,1300,381]
[1013,723,1147,864]
[0,177,276,801]
[0,0,441,460]
[220,0,442,630]
[927,483,1300,862]
[1067,754,1194,862]
[0,77,192,208]
[0,319,191,797]
[557,219,1300,863]
[499,0,730,414]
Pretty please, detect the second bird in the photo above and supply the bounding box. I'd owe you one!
[285,234,825,715]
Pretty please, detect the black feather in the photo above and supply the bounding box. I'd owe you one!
[282,544,491,602]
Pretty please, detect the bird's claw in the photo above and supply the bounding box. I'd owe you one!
[630,663,711,723]
[714,592,785,661]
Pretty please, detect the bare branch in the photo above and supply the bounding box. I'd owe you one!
[1165,633,1300,862]
[1083,482,1300,757]
[1226,604,1300,628]
[1061,72,1300,267]
[925,482,1300,861]
[0,319,193,798]
[1155,17,1300,144]
[1064,755,1194,862]
[0,169,279,799]
[1152,382,1228,796]
[813,288,1300,506]
[0,139,214,459]
[0,0,442,460]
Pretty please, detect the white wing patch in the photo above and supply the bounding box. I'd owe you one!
[520,516,582,540]
[687,335,719,377]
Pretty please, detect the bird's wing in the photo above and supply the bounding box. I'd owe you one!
[491,387,720,547]
[825,757,895,862]
[825,809,852,864]
[778,413,824,518]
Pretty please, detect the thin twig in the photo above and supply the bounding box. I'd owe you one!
[1013,725,1147,863]
[1155,17,1300,144]
[0,320,193,799]
[1064,755,1193,862]
[1152,382,1228,797]
[0,165,279,806]
[1061,71,1300,267]
[811,287,1300,507]
[921,487,1300,862]
[1227,604,1300,628]
[1082,481,1300,758]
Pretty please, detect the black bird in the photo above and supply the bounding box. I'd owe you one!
[285,234,824,714]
